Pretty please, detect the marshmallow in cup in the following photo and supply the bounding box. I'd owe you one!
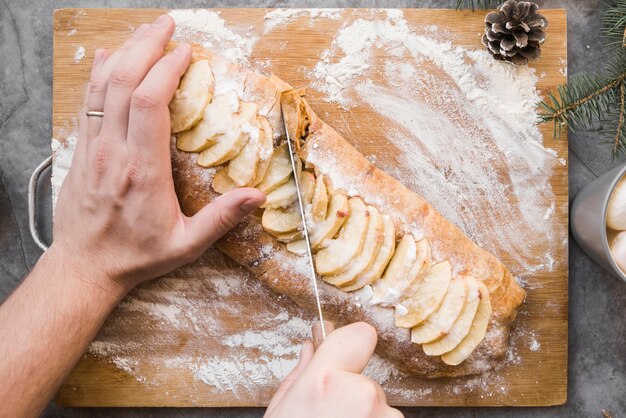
[607,177,626,272]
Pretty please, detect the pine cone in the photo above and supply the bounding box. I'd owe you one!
[482,0,549,65]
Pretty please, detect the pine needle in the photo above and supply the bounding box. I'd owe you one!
[613,82,625,155]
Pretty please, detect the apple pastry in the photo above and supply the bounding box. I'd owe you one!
[170,46,526,377]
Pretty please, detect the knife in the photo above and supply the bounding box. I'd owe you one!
[281,102,333,350]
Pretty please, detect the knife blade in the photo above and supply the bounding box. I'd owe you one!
[280,103,330,345]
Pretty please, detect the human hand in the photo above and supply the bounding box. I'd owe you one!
[265,322,404,418]
[51,15,265,293]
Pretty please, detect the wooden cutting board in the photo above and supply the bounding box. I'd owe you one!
[53,8,568,407]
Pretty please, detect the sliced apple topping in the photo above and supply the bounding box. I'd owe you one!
[396,260,452,328]
[257,143,293,194]
[274,229,303,243]
[251,116,275,187]
[170,59,214,134]
[286,239,308,255]
[316,198,369,276]
[212,167,237,194]
[371,235,417,305]
[309,193,349,249]
[299,171,316,205]
[441,281,492,365]
[311,174,328,222]
[262,177,297,209]
[177,91,239,152]
[410,278,467,344]
[342,215,396,292]
[422,276,481,356]
[261,205,302,235]
[324,206,383,287]
[196,101,258,168]
[227,120,261,186]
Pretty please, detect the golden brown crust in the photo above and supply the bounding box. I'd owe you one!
[171,51,526,378]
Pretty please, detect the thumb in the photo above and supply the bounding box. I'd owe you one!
[185,187,266,249]
[266,341,314,413]
[310,322,377,374]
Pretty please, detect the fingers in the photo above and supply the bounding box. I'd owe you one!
[183,187,266,253]
[310,322,378,374]
[100,14,175,141]
[266,341,314,411]
[75,48,109,164]
[86,24,150,144]
[126,43,191,161]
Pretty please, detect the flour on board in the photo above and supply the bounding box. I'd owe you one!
[263,8,342,33]
[306,9,564,280]
[73,45,85,63]
[168,9,257,65]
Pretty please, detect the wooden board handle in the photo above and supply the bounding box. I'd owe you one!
[312,320,335,351]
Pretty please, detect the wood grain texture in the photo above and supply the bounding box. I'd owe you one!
[53,8,568,407]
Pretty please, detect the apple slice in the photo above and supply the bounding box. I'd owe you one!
[309,193,349,249]
[251,116,274,186]
[375,239,432,305]
[411,278,467,344]
[311,174,328,222]
[170,59,214,133]
[228,120,261,186]
[257,143,293,193]
[324,206,383,287]
[371,235,417,305]
[212,167,237,194]
[422,276,480,356]
[299,171,316,205]
[441,281,492,365]
[196,128,247,167]
[196,102,258,168]
[395,261,452,328]
[262,177,297,209]
[342,215,396,292]
[176,91,239,152]
[286,239,308,255]
[275,229,303,242]
[262,206,302,235]
[316,198,369,276]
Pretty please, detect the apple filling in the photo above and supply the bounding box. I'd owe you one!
[170,59,493,366]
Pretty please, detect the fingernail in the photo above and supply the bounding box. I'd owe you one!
[172,43,190,54]
[133,23,149,38]
[153,14,171,27]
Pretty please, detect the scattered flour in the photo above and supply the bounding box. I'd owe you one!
[168,9,257,65]
[263,8,342,33]
[530,337,541,352]
[308,9,564,279]
[73,45,85,63]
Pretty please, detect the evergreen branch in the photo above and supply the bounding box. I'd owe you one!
[613,82,625,155]
[546,71,626,122]
[601,0,626,48]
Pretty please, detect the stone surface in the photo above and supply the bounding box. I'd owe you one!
[0,0,623,416]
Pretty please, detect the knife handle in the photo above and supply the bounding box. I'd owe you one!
[312,320,335,351]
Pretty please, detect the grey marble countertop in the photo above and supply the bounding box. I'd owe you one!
[0,0,624,416]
